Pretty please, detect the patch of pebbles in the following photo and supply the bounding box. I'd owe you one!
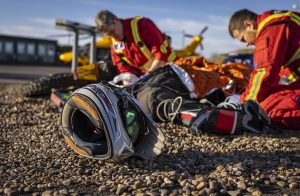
[0,84,299,195]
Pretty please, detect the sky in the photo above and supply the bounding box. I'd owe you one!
[0,0,299,58]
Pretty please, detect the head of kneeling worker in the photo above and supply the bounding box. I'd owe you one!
[228,9,258,47]
[95,10,124,41]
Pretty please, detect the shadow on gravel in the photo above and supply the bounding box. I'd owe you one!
[124,147,299,194]
[146,149,299,174]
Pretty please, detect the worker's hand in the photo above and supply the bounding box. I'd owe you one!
[111,72,140,87]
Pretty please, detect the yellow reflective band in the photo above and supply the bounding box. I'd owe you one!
[168,50,177,62]
[257,12,300,36]
[131,17,153,70]
[122,56,134,66]
[285,47,300,67]
[287,72,299,83]
[160,39,169,54]
[160,45,167,54]
[245,68,266,101]
[290,12,300,26]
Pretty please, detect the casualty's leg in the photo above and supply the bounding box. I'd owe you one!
[189,100,272,135]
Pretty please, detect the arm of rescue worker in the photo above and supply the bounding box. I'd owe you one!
[148,59,165,72]
[110,47,144,77]
[139,18,175,72]
[240,21,289,103]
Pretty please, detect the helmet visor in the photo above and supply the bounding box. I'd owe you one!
[124,109,140,142]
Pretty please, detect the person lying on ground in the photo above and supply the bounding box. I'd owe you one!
[128,65,273,136]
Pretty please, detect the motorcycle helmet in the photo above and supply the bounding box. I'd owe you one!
[61,81,165,162]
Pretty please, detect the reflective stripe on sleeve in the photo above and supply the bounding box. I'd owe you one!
[245,68,267,101]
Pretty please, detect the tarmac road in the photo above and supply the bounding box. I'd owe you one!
[0,64,70,84]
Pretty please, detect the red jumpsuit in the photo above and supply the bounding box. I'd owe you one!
[240,10,300,130]
[110,17,177,77]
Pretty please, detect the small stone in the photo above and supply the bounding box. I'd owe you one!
[98,185,106,192]
[164,177,172,185]
[116,185,127,195]
[42,190,53,196]
[192,180,198,186]
[264,180,270,185]
[228,189,241,196]
[198,189,208,196]
[252,190,262,196]
[196,182,206,190]
[247,187,255,193]
[59,189,69,195]
[4,188,18,196]
[24,186,31,192]
[220,189,227,195]
[237,181,247,190]
[289,182,298,189]
[209,181,219,190]
[169,190,179,196]
[204,187,213,195]
[179,179,187,187]
[133,181,143,189]
[277,181,286,187]
[160,189,169,195]
[63,179,72,186]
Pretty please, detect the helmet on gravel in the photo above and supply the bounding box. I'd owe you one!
[61,81,165,162]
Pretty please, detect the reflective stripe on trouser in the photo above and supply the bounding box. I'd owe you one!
[286,66,300,84]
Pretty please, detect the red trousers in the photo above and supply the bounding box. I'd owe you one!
[260,81,300,130]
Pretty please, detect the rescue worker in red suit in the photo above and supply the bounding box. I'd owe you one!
[95,10,177,85]
[228,9,300,130]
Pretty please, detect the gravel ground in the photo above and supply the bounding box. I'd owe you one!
[0,83,299,196]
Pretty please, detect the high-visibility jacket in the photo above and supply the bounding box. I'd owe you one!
[240,10,300,102]
[111,17,177,77]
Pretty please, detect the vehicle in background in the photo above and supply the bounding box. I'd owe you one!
[223,53,254,68]
[174,26,208,58]
[59,35,112,65]
[0,34,58,65]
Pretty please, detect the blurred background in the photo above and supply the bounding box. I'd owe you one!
[1,0,299,58]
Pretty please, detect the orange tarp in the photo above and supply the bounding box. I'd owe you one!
[174,56,252,98]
